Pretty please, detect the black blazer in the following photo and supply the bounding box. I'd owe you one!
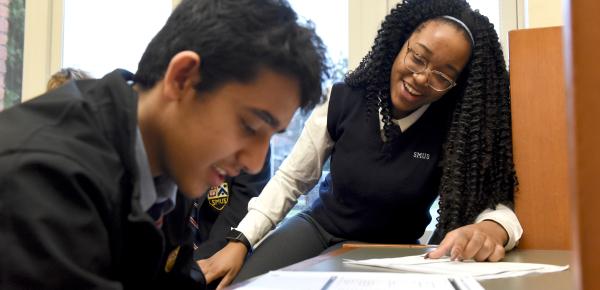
[0,70,203,289]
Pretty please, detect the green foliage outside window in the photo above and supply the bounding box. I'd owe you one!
[4,0,25,110]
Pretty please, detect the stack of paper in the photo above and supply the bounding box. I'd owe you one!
[238,271,483,290]
[343,254,569,280]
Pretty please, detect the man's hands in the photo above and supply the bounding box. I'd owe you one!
[197,242,248,290]
[427,221,508,262]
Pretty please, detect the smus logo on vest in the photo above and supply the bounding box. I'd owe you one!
[413,152,430,160]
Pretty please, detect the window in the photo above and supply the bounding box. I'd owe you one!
[272,0,349,217]
[61,0,348,217]
[62,0,172,77]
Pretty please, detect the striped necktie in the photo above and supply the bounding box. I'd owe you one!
[189,200,201,250]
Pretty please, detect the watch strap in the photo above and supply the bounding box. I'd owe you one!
[226,229,252,252]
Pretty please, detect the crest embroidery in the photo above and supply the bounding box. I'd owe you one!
[207,182,229,211]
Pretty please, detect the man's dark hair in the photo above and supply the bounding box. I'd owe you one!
[134,0,329,112]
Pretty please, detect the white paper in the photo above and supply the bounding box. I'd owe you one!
[343,254,569,280]
[238,271,483,290]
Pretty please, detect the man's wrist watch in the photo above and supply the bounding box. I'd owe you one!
[225,229,252,252]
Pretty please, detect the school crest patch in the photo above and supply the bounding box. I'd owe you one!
[207,182,229,211]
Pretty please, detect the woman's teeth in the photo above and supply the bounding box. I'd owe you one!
[404,82,422,96]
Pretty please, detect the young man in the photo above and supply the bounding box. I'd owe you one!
[0,0,328,289]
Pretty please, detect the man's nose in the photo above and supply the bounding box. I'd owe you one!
[237,138,270,175]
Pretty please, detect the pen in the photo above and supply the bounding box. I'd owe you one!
[448,277,461,290]
[321,276,337,290]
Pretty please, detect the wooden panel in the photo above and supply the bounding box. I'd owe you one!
[564,1,600,289]
[509,27,570,250]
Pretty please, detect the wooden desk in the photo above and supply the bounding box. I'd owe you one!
[230,246,572,289]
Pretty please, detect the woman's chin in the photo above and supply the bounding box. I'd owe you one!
[391,93,419,118]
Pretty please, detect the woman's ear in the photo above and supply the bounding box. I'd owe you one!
[162,51,201,101]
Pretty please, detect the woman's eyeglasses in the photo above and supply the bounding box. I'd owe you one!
[404,42,457,92]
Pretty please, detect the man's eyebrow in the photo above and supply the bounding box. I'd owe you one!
[250,108,283,133]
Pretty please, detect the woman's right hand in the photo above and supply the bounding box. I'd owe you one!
[197,241,248,290]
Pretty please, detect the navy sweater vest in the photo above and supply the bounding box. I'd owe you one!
[308,83,450,243]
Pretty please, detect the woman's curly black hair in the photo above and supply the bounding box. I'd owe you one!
[345,0,517,238]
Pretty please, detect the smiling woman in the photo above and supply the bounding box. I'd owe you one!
[389,20,472,119]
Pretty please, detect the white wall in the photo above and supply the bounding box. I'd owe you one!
[347,0,403,70]
[527,0,563,28]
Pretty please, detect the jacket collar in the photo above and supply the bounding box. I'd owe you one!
[75,70,149,222]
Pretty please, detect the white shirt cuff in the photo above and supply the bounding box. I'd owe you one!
[475,204,523,250]
[235,209,276,247]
